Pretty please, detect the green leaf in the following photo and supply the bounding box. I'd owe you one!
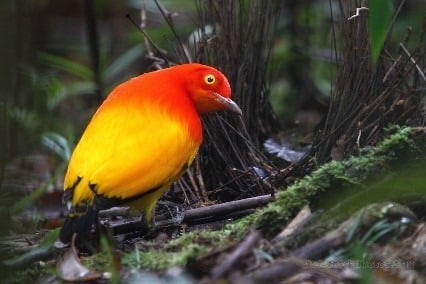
[66,81,97,97]
[41,131,72,162]
[368,0,394,64]
[10,181,50,214]
[103,44,143,82]
[39,52,94,81]
[8,107,40,131]
[2,229,60,268]
[42,76,66,110]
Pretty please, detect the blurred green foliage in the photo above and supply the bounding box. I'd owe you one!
[1,0,424,163]
[39,43,144,97]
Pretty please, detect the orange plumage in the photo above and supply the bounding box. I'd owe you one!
[59,63,241,243]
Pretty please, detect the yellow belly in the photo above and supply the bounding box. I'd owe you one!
[64,99,201,218]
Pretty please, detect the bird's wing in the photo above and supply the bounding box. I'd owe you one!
[64,100,200,206]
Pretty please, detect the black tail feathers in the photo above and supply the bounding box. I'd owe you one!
[59,206,96,244]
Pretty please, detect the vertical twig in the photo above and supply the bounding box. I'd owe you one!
[140,0,153,57]
[84,0,103,102]
[153,0,191,63]
[126,14,169,68]
[194,157,209,203]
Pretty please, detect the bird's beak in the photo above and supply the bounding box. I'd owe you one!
[214,93,242,116]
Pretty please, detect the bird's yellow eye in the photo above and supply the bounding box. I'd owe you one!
[204,74,216,85]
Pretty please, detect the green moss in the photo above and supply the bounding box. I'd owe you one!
[167,229,231,249]
[122,230,235,270]
[123,243,207,270]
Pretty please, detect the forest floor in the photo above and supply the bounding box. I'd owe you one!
[1,126,425,283]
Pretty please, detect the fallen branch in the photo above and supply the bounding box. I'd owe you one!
[249,258,309,282]
[211,230,261,279]
[183,195,273,224]
[103,195,273,237]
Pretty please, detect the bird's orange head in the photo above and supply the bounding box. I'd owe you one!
[180,64,242,115]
